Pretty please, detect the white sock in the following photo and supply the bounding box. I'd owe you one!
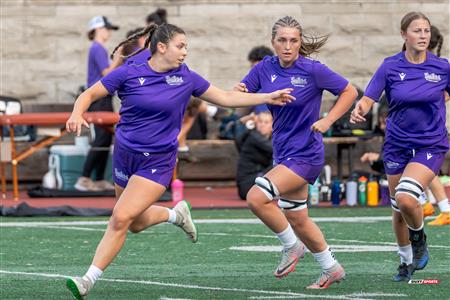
[437,198,450,213]
[83,265,103,284]
[312,246,338,270]
[167,208,177,224]
[418,193,427,205]
[398,244,413,265]
[276,225,297,249]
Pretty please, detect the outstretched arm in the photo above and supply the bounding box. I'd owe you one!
[311,83,358,133]
[66,82,110,136]
[198,85,295,108]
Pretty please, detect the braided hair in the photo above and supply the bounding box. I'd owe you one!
[111,23,185,60]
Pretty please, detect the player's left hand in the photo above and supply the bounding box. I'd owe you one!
[311,117,333,133]
[267,88,295,105]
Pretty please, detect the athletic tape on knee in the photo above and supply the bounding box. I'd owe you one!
[255,176,280,201]
[390,196,400,212]
[278,198,307,211]
[395,177,424,201]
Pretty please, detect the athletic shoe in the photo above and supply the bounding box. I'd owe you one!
[422,202,435,218]
[173,200,198,243]
[427,212,450,226]
[307,262,346,289]
[74,177,101,192]
[411,235,429,270]
[392,263,415,282]
[274,240,305,278]
[66,276,93,300]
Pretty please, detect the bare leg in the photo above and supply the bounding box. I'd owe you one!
[92,175,166,270]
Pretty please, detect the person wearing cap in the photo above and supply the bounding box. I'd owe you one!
[74,16,122,192]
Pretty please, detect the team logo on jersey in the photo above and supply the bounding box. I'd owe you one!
[291,76,307,87]
[399,73,406,81]
[426,153,433,160]
[138,77,146,85]
[424,72,441,83]
[114,168,129,181]
[271,75,277,83]
[385,161,400,169]
[165,75,184,85]
[151,169,157,174]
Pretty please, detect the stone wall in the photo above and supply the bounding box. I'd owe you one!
[1,0,449,106]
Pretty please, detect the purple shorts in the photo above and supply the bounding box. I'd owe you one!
[278,157,323,184]
[383,145,446,176]
[112,142,176,188]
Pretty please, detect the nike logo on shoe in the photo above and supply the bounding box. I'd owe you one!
[275,259,296,275]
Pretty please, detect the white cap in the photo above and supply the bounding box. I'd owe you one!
[88,16,119,31]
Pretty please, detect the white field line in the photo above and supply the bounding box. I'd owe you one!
[229,245,399,253]
[0,216,393,227]
[3,224,449,249]
[0,270,406,300]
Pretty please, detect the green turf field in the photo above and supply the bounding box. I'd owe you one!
[1,207,449,299]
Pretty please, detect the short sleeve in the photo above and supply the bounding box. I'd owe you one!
[241,62,262,93]
[190,71,211,97]
[100,65,128,95]
[93,46,110,73]
[364,62,387,102]
[313,62,349,96]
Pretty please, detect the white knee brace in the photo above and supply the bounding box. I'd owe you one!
[255,176,280,201]
[395,177,424,201]
[278,198,308,211]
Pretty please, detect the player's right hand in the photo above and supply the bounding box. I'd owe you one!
[350,101,368,124]
[66,114,89,137]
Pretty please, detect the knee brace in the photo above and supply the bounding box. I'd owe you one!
[255,176,280,201]
[390,196,400,212]
[395,177,424,201]
[278,198,308,211]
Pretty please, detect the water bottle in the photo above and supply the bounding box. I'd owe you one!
[367,176,379,207]
[345,177,358,206]
[331,178,341,206]
[320,184,330,202]
[309,180,320,206]
[358,176,368,206]
[171,179,184,204]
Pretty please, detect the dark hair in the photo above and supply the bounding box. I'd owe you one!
[111,23,185,59]
[122,27,145,57]
[146,8,167,25]
[248,46,274,62]
[272,16,328,57]
[429,25,443,57]
[87,29,95,41]
[400,12,431,51]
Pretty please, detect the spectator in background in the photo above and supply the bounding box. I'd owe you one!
[236,46,274,117]
[146,8,167,26]
[235,111,273,200]
[75,16,122,192]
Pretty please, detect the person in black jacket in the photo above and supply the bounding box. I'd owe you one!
[235,111,273,199]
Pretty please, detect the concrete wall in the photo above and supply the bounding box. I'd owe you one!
[1,0,449,106]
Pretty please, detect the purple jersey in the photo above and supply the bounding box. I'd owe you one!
[126,48,151,63]
[242,56,348,165]
[365,52,450,150]
[101,60,210,153]
[87,41,110,87]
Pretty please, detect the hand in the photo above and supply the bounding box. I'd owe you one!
[311,117,333,133]
[360,152,380,163]
[66,113,89,136]
[267,88,295,106]
[233,82,248,92]
[350,101,369,124]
